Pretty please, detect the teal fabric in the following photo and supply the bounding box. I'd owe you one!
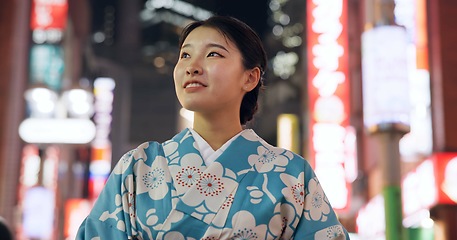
[77,128,349,239]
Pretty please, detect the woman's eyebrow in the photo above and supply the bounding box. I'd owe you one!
[181,43,229,53]
[207,43,229,52]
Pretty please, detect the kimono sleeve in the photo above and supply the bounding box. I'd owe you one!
[76,149,138,240]
[292,161,350,240]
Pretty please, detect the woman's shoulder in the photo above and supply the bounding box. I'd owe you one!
[246,129,308,159]
[251,132,314,171]
[117,129,191,168]
[121,141,162,159]
[113,141,164,175]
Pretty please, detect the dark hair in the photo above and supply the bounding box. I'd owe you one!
[0,218,12,240]
[178,15,267,125]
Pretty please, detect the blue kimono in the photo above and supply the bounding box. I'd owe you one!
[77,128,349,239]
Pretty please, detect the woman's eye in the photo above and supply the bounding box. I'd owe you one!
[180,52,190,58]
[208,52,221,57]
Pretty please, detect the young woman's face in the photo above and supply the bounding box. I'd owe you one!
[173,26,251,116]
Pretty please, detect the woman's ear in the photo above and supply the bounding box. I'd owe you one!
[243,67,261,92]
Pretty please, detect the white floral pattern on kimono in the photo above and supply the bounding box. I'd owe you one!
[76,128,350,240]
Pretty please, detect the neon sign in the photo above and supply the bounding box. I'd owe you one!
[89,77,115,200]
[306,0,353,211]
[30,0,68,30]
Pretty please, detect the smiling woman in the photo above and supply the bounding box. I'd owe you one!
[76,15,349,240]
[173,26,263,136]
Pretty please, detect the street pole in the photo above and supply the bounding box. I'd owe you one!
[370,123,409,240]
[364,0,409,239]
[376,1,405,239]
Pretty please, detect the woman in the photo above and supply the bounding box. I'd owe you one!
[77,15,349,239]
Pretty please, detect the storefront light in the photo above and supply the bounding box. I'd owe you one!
[20,79,98,144]
[19,118,96,144]
[24,85,58,118]
[277,114,299,153]
[62,88,94,118]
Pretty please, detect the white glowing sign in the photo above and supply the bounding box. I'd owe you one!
[356,195,386,239]
[89,77,115,199]
[402,160,437,217]
[92,77,115,147]
[23,186,55,239]
[395,0,433,159]
[307,0,354,211]
[362,26,411,128]
[277,114,299,153]
[19,118,96,144]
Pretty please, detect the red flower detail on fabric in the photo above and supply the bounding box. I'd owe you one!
[127,191,135,209]
[291,183,305,206]
[196,173,224,196]
[176,166,201,187]
[222,194,234,209]
[280,216,288,236]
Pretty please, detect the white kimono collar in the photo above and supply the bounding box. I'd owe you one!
[189,128,244,166]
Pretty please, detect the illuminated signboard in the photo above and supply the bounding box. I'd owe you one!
[359,153,456,235]
[89,77,115,200]
[395,0,433,159]
[362,26,410,129]
[64,199,92,239]
[19,118,96,144]
[277,114,300,154]
[30,0,68,30]
[356,195,385,239]
[432,153,457,204]
[30,0,68,43]
[402,159,436,228]
[29,44,65,91]
[22,186,55,239]
[306,0,353,211]
[401,153,457,227]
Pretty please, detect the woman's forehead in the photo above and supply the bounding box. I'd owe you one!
[184,26,234,48]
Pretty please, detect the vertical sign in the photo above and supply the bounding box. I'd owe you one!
[29,0,68,90]
[306,0,353,211]
[361,26,410,129]
[395,0,433,158]
[89,78,115,200]
[277,114,300,154]
[17,145,60,240]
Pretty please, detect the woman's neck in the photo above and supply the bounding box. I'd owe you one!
[192,113,243,150]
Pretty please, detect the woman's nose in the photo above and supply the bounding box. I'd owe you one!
[185,65,202,75]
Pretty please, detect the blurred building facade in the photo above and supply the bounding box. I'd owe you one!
[0,0,456,239]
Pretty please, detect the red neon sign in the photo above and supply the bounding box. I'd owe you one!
[401,153,457,220]
[432,153,457,204]
[30,0,68,30]
[64,199,92,238]
[306,0,352,211]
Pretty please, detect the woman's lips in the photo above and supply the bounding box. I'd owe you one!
[183,80,207,88]
[185,82,205,88]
